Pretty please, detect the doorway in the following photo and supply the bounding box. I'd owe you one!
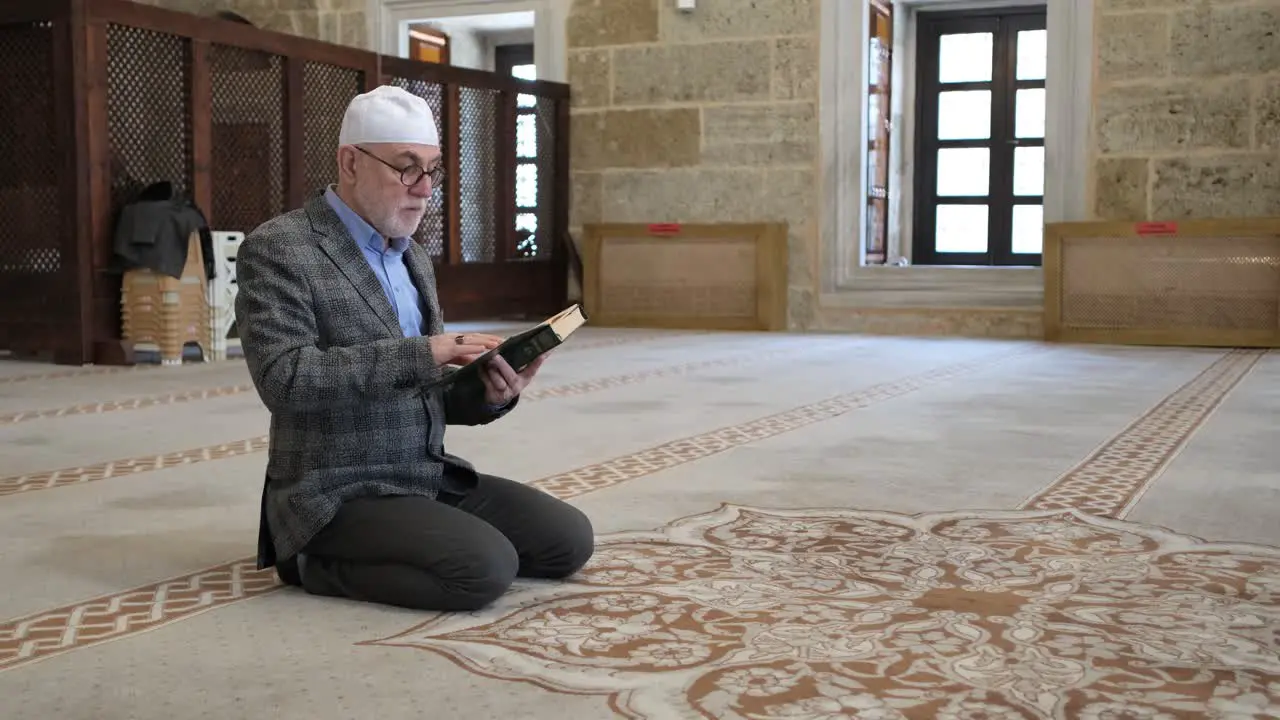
[407,25,449,64]
[911,5,1047,266]
[403,11,535,72]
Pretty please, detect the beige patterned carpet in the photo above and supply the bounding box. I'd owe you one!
[0,327,1277,719]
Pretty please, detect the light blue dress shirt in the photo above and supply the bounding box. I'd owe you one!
[324,187,424,338]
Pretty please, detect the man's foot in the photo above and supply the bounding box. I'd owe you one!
[276,554,303,587]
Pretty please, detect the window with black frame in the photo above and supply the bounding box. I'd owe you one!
[911,7,1047,266]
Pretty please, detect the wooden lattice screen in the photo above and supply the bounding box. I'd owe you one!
[1043,219,1280,348]
[458,86,499,263]
[0,0,570,365]
[0,19,65,359]
[302,61,362,193]
[106,24,193,208]
[209,44,286,235]
[386,75,448,259]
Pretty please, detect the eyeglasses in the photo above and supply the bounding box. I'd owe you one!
[354,145,446,188]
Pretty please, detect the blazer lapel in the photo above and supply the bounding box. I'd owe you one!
[307,194,402,338]
[404,242,445,335]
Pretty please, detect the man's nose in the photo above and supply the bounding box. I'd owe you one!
[408,178,433,197]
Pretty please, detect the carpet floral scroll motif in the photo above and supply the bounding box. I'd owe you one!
[364,505,1280,719]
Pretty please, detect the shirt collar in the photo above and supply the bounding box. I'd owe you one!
[323,186,411,256]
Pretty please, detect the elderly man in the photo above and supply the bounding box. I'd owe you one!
[234,85,595,612]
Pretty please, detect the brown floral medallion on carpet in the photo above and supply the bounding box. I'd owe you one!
[364,505,1280,719]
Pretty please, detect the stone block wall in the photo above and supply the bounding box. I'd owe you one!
[1091,0,1280,220]
[565,0,820,329]
[136,0,370,49]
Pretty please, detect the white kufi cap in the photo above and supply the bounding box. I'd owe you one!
[338,85,439,147]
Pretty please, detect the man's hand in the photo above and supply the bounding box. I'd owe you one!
[480,352,549,406]
[429,332,503,367]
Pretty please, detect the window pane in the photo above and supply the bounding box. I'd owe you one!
[935,204,988,253]
[512,63,537,108]
[516,114,537,159]
[865,199,885,257]
[515,212,538,257]
[937,148,990,196]
[1016,30,1047,81]
[1015,88,1045,138]
[938,90,991,140]
[515,163,538,208]
[1011,204,1043,254]
[1013,146,1044,196]
[869,37,883,82]
[938,32,992,83]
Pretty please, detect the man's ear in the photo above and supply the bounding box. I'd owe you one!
[336,146,358,182]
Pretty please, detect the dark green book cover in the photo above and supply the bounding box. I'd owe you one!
[425,304,587,392]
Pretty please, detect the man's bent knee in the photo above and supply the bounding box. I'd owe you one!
[433,538,520,611]
[534,505,596,579]
[563,505,596,576]
[301,535,521,612]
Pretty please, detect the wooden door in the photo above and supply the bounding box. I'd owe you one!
[432,41,564,321]
[495,44,537,259]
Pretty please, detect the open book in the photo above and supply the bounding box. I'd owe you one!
[425,304,588,392]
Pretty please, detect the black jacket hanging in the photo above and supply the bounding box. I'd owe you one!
[111,180,214,280]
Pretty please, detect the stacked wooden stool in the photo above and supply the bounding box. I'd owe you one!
[119,231,211,365]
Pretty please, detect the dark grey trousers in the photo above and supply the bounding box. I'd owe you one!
[296,473,595,611]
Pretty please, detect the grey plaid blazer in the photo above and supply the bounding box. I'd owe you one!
[234,191,515,567]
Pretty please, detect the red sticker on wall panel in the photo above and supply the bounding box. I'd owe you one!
[647,223,681,236]
[1135,221,1178,235]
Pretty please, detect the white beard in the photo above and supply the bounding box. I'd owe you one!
[355,188,425,240]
